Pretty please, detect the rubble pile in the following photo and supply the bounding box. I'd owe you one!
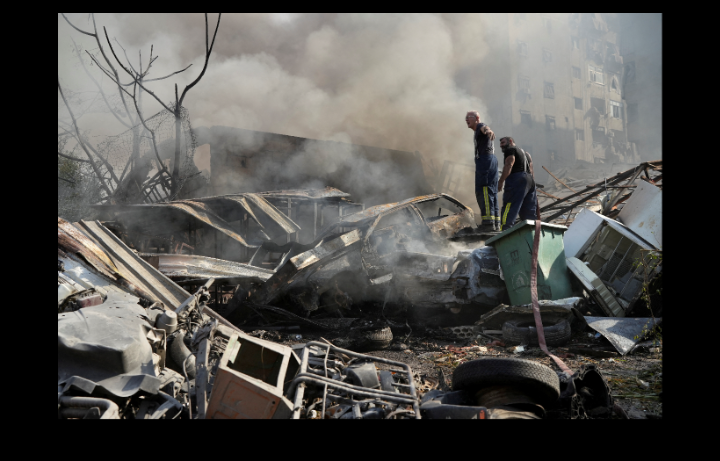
[58,167,661,419]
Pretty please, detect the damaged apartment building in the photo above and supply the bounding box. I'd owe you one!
[439,13,661,196]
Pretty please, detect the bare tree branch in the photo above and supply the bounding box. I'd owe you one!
[143,63,193,83]
[103,27,175,114]
[58,151,91,163]
[178,13,222,106]
[72,40,133,128]
[86,52,136,95]
[90,15,135,126]
[60,13,94,37]
[115,38,140,76]
[58,78,113,196]
[131,81,169,175]
[73,44,135,130]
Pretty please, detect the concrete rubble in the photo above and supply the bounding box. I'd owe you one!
[58,173,661,419]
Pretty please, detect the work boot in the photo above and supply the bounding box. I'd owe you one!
[476,223,496,234]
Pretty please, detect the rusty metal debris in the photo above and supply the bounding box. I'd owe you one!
[538,161,662,225]
[59,172,661,419]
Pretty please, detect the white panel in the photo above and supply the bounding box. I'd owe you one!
[617,182,662,249]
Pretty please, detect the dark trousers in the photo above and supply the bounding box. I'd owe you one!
[501,172,537,231]
[475,154,499,226]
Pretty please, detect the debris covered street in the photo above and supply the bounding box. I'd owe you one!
[58,13,662,420]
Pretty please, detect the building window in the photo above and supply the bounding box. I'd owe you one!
[520,111,532,126]
[592,127,607,147]
[518,76,530,90]
[624,62,636,83]
[575,129,584,141]
[571,36,580,49]
[543,17,552,33]
[572,66,581,79]
[610,100,622,118]
[518,41,528,56]
[543,82,555,99]
[591,97,606,115]
[545,115,556,131]
[589,65,604,84]
[240,158,247,168]
[627,103,638,122]
[542,48,553,62]
[606,42,617,56]
[574,97,583,110]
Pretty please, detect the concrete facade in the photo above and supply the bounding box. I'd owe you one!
[470,13,646,186]
[618,13,662,161]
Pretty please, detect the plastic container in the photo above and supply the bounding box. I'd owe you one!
[485,220,574,306]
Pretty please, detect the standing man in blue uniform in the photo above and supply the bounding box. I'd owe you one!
[498,136,538,231]
[465,111,499,232]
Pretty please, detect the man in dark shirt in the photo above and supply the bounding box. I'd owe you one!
[498,136,537,231]
[465,111,499,232]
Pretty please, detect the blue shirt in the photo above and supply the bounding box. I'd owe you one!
[474,123,494,159]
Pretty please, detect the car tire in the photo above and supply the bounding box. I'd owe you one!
[452,358,560,405]
[351,324,393,351]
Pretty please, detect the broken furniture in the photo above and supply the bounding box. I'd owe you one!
[205,326,301,419]
[564,208,661,317]
[486,221,575,305]
[288,342,420,419]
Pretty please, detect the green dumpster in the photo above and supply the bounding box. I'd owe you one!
[485,220,574,306]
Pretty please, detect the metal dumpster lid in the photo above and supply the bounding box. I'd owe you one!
[485,220,568,246]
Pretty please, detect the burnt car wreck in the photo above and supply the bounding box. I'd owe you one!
[59,172,662,420]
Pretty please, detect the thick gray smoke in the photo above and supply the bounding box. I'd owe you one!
[58,13,496,206]
[58,14,661,211]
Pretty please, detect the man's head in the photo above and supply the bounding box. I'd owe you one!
[465,111,481,130]
[499,136,515,151]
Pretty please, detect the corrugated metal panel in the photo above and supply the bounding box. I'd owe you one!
[256,187,351,200]
[144,253,274,282]
[168,201,251,247]
[73,220,191,310]
[95,193,301,244]
[58,217,118,278]
[245,193,301,236]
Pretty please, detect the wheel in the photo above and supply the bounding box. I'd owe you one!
[350,320,393,351]
[452,358,560,405]
[502,318,571,347]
